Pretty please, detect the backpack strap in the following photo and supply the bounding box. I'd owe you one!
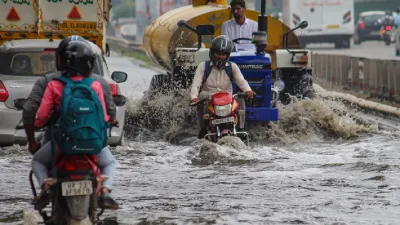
[55,75,74,85]
[225,61,233,81]
[80,77,95,87]
[201,60,212,87]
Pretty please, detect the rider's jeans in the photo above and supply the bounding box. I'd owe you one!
[196,102,209,129]
[32,141,116,190]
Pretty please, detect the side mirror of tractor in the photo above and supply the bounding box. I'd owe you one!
[299,21,308,29]
[196,24,215,36]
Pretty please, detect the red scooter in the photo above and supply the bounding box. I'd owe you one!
[191,92,250,145]
[381,25,394,46]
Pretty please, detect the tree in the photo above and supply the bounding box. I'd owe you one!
[111,0,135,21]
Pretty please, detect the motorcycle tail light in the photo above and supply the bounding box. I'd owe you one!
[70,174,83,180]
[64,160,91,171]
[385,26,392,30]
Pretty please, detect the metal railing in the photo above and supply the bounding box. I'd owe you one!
[312,53,400,100]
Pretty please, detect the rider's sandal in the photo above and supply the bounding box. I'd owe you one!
[99,191,119,210]
[33,184,52,210]
[34,191,51,210]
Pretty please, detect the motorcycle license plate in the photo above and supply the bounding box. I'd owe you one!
[61,181,93,197]
[212,116,234,125]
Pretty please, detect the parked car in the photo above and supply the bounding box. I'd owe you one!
[0,39,127,147]
[354,11,386,44]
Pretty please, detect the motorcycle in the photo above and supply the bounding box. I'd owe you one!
[14,95,126,225]
[381,24,394,46]
[190,92,250,145]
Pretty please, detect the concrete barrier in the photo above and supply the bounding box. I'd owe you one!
[312,53,400,101]
[106,36,144,53]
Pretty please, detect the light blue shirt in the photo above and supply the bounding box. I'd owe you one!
[395,14,400,26]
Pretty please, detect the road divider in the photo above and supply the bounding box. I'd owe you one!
[312,53,400,101]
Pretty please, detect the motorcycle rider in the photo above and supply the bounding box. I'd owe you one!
[222,0,258,43]
[395,7,400,27]
[382,11,395,27]
[23,36,119,210]
[190,35,255,138]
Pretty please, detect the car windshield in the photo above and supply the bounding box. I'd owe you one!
[361,14,384,21]
[0,50,101,76]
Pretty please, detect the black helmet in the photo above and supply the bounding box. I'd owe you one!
[396,7,400,13]
[209,35,233,69]
[56,35,86,71]
[64,40,95,77]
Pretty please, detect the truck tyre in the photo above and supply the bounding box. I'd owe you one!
[343,38,350,49]
[353,35,361,45]
[335,39,350,49]
[299,70,313,99]
[149,74,172,93]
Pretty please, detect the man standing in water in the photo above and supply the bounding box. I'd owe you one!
[222,0,258,43]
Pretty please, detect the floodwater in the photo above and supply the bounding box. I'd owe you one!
[1,55,400,225]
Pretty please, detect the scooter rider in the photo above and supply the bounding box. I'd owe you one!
[395,7,400,27]
[23,36,119,210]
[190,35,255,138]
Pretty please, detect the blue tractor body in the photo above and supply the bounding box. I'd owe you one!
[229,51,279,122]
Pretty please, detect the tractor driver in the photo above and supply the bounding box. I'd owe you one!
[190,35,255,139]
[222,0,258,43]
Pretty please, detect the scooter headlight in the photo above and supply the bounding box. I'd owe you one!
[273,79,285,91]
[214,104,232,117]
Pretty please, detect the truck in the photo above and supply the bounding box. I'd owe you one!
[136,0,192,43]
[142,0,313,141]
[0,0,111,52]
[282,0,355,49]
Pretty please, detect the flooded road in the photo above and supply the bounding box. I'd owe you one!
[1,54,400,225]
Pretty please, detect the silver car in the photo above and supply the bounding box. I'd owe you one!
[0,39,127,147]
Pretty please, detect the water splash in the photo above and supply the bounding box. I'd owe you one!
[123,89,377,145]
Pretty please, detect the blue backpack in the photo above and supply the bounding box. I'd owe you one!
[52,76,107,155]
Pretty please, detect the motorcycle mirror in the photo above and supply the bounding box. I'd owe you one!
[299,21,308,29]
[113,94,126,107]
[196,24,215,36]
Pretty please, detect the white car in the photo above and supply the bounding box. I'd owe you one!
[0,39,127,147]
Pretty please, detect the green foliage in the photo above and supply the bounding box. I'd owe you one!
[111,0,135,21]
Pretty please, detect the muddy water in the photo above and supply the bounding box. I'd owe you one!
[1,55,400,225]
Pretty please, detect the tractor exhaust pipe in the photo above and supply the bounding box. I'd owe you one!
[258,0,268,33]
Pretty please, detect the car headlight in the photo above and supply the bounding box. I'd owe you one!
[214,104,232,117]
[273,79,285,91]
